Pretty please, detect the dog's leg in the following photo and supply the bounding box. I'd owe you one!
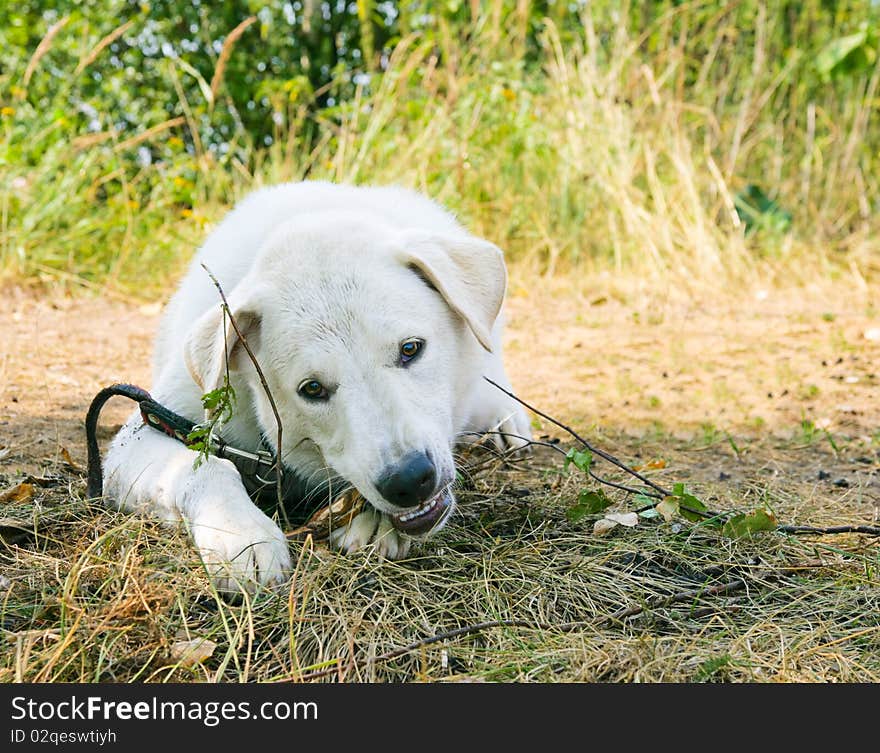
[103,411,292,592]
[464,363,533,453]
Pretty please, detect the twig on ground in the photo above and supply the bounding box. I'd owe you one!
[460,429,663,499]
[778,524,880,536]
[483,381,880,536]
[483,377,673,497]
[602,565,809,622]
[202,264,287,524]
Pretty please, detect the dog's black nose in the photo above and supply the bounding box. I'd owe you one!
[376,451,437,508]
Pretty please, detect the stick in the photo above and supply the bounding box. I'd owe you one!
[202,265,287,525]
[482,382,880,534]
[483,377,673,497]
[460,429,663,499]
[778,524,880,536]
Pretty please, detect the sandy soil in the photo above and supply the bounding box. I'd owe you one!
[504,276,880,441]
[1,287,160,475]
[1,278,878,485]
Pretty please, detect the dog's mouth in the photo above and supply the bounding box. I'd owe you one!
[388,487,454,537]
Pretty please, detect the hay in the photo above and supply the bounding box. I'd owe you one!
[1,437,877,683]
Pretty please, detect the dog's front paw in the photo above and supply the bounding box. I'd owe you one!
[468,402,533,453]
[328,507,411,560]
[493,405,533,452]
[190,503,292,593]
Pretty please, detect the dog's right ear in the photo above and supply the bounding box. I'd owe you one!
[184,292,262,396]
[396,230,507,352]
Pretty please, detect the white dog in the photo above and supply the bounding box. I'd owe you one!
[102,181,531,591]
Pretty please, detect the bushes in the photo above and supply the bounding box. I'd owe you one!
[1,1,878,292]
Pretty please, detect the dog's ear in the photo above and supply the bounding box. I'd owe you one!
[397,231,507,351]
[183,291,262,395]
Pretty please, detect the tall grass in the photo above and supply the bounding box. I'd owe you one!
[1,2,878,296]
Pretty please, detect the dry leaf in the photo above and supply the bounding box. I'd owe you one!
[60,447,82,472]
[170,638,217,666]
[0,483,34,504]
[633,459,667,471]
[655,497,679,522]
[593,518,619,536]
[604,512,639,527]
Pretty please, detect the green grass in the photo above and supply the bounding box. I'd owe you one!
[1,2,878,295]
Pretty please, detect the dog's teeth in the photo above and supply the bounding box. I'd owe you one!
[396,497,440,522]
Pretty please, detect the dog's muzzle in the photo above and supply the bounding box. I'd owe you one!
[375,451,454,536]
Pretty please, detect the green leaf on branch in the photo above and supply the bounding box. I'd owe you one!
[722,508,778,538]
[566,489,612,523]
[564,448,592,474]
[668,483,709,522]
[678,492,709,522]
[201,384,236,421]
[187,383,237,470]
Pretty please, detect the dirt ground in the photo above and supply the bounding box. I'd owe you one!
[3,277,878,493]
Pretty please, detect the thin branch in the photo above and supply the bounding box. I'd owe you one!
[588,469,661,499]
[482,380,880,534]
[778,524,880,536]
[457,430,569,457]
[202,264,287,525]
[483,377,673,497]
[459,429,663,499]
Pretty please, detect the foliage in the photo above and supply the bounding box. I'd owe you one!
[722,507,778,538]
[565,489,611,523]
[184,318,236,467]
[563,448,592,474]
[1,1,879,292]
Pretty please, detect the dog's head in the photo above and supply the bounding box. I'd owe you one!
[183,212,506,538]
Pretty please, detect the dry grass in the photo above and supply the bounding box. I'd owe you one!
[3,4,878,294]
[209,16,258,104]
[1,438,877,683]
[21,16,69,88]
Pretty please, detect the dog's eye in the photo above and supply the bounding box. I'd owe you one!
[298,379,329,401]
[399,338,424,365]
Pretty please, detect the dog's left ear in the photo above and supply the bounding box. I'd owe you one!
[397,231,507,352]
[184,287,262,396]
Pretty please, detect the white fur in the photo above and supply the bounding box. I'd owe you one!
[103,181,531,592]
